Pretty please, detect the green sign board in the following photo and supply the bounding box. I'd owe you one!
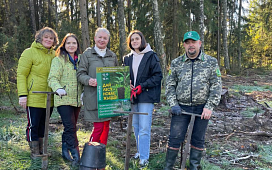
[96,66,131,118]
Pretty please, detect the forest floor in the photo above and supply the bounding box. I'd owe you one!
[1,69,272,170]
[76,69,272,170]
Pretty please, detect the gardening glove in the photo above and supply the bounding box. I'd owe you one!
[80,92,84,105]
[19,97,27,109]
[171,105,182,115]
[134,85,142,95]
[56,88,67,97]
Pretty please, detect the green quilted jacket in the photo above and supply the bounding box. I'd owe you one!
[48,55,83,107]
[17,41,55,108]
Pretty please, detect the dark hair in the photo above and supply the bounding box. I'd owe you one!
[127,30,147,52]
[55,33,81,60]
[35,27,59,48]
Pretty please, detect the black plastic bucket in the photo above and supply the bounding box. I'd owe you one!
[80,142,106,170]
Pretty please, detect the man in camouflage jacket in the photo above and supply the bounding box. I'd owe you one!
[164,31,222,170]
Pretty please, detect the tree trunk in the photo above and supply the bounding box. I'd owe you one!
[9,0,18,26]
[217,0,221,65]
[66,0,70,22]
[79,0,90,50]
[117,0,126,59]
[29,0,37,35]
[48,0,52,27]
[70,0,74,22]
[228,1,234,70]
[38,0,43,29]
[75,0,79,23]
[106,0,112,49]
[238,0,242,72]
[127,0,131,33]
[34,0,38,29]
[189,8,192,31]
[199,0,205,52]
[55,0,58,31]
[97,0,101,27]
[152,0,167,87]
[222,0,230,71]
[90,0,96,38]
[172,0,178,61]
[3,0,10,32]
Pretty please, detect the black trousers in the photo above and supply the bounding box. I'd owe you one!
[26,107,53,142]
[57,105,80,148]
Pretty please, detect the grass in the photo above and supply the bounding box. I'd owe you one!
[259,145,272,164]
[0,105,167,170]
[201,159,222,170]
[1,84,272,169]
[240,106,265,118]
[230,85,272,93]
[229,84,272,108]
[1,106,229,170]
[205,140,272,170]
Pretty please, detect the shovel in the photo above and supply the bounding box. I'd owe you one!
[113,111,148,170]
[32,88,66,169]
[175,111,201,170]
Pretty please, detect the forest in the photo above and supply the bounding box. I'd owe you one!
[0,0,272,170]
[1,0,272,79]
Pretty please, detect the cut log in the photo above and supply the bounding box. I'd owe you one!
[220,87,229,107]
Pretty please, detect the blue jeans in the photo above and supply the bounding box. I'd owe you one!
[131,103,154,160]
[168,109,209,149]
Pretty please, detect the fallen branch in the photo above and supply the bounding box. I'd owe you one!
[264,102,271,108]
[221,149,238,154]
[225,132,235,140]
[212,131,272,138]
[236,131,272,137]
[211,133,229,137]
[230,154,259,162]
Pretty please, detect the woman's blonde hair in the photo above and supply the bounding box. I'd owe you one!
[35,27,59,48]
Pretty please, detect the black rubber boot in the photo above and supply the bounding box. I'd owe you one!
[189,148,203,170]
[69,146,80,166]
[164,148,179,170]
[62,142,73,162]
[38,138,43,155]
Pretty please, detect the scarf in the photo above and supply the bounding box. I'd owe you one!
[68,53,78,70]
[94,45,107,57]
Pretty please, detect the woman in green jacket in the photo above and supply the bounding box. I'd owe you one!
[48,33,82,165]
[17,27,59,159]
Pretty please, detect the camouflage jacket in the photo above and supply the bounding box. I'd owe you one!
[165,52,222,111]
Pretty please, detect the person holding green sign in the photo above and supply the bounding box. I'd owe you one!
[123,30,163,168]
[77,28,118,146]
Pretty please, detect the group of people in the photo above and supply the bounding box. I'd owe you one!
[17,26,221,170]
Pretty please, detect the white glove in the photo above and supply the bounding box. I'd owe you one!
[19,97,27,109]
[80,92,84,105]
[56,88,67,97]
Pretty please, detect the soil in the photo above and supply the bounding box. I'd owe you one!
[51,70,272,169]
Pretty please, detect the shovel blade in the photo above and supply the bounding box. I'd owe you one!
[41,155,48,169]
